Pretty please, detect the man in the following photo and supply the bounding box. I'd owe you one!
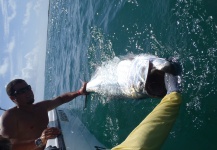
[0,79,88,150]
[112,72,182,150]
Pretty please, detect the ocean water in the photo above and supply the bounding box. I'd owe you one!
[44,0,217,149]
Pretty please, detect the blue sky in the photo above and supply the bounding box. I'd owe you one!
[0,0,49,114]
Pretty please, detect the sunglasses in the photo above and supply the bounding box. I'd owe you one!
[14,85,32,95]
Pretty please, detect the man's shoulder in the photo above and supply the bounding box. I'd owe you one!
[34,100,52,110]
[0,108,18,132]
[1,107,18,120]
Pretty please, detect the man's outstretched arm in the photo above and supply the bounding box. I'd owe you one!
[38,82,88,111]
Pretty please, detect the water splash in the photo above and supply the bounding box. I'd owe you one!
[86,53,176,99]
[87,56,122,97]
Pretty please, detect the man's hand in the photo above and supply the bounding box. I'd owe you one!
[39,127,61,146]
[164,57,181,94]
[77,82,89,95]
[164,73,180,94]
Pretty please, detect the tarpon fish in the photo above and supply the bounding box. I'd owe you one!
[86,54,179,99]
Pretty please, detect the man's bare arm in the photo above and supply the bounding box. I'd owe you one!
[11,140,41,150]
[39,82,88,111]
[11,127,60,150]
[0,110,18,140]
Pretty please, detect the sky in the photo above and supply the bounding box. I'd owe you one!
[0,0,49,115]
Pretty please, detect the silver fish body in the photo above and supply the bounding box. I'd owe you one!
[86,54,173,99]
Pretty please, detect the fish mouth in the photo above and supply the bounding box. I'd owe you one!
[145,58,182,98]
[145,69,167,98]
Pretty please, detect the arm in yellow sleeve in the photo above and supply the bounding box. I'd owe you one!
[112,92,182,150]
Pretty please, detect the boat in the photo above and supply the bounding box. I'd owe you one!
[46,107,106,150]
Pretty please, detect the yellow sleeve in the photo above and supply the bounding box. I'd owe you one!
[112,92,182,150]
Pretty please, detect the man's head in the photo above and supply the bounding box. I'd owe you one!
[6,79,26,96]
[6,79,35,105]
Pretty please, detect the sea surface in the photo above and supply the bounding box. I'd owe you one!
[44,0,217,149]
